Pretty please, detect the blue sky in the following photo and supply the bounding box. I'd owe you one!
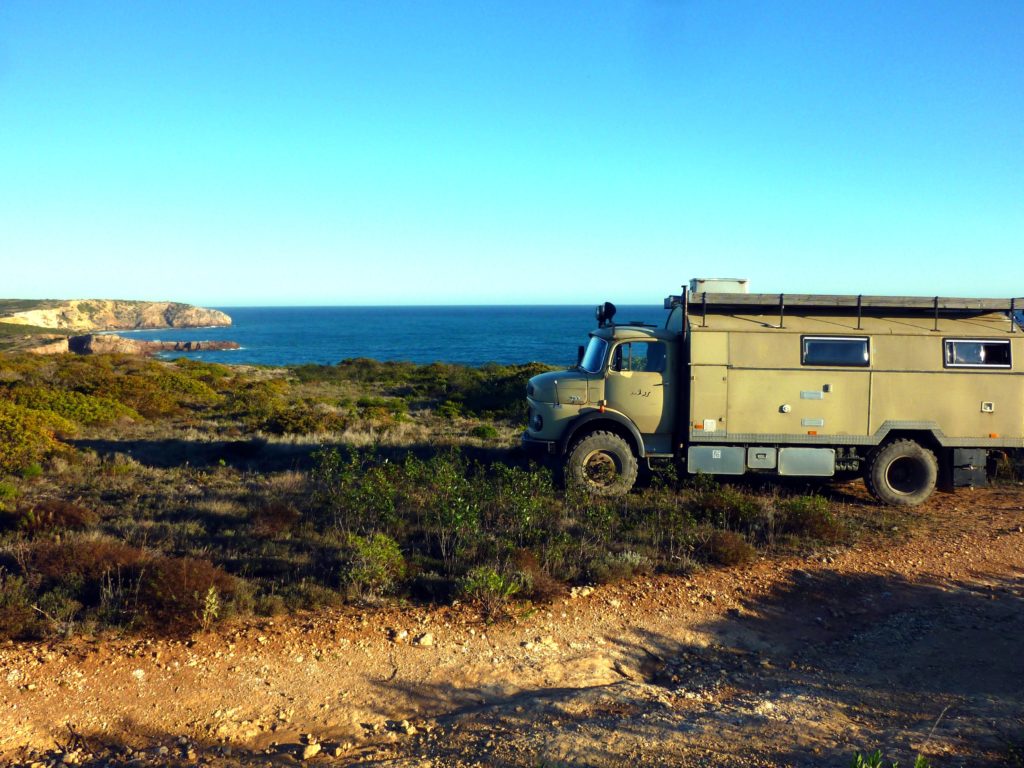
[1,1,1021,306]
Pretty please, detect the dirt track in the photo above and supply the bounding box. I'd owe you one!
[3,483,1023,767]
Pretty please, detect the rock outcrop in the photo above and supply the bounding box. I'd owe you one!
[0,300,231,332]
[22,336,71,355]
[63,335,240,356]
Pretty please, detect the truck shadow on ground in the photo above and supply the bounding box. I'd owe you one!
[371,568,1024,767]
[68,437,529,473]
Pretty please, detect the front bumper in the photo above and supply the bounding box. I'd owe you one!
[521,431,557,457]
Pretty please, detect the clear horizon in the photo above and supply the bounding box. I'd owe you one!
[2,2,1022,306]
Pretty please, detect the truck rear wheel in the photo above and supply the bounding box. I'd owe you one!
[866,439,938,506]
[566,430,638,496]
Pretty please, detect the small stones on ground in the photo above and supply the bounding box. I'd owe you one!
[300,741,322,760]
[413,632,434,647]
[389,628,410,642]
[570,585,594,599]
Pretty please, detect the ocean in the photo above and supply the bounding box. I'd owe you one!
[121,305,667,367]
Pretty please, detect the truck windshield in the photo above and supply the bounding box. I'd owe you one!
[580,337,608,374]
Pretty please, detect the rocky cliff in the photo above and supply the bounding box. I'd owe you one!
[0,300,231,332]
[39,335,242,356]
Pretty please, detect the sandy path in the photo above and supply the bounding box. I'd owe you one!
[3,484,1023,767]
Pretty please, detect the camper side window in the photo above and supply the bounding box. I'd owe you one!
[801,336,870,367]
[944,339,1011,368]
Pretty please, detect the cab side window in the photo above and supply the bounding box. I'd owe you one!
[612,342,666,373]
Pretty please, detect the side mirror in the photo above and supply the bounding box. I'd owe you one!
[577,345,585,366]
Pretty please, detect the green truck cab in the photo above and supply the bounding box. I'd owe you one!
[523,280,1024,505]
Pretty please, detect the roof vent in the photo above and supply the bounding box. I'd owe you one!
[689,278,749,294]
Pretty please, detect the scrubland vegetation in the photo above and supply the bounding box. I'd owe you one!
[1,353,861,640]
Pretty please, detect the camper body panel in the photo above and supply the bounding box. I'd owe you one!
[686,311,1024,450]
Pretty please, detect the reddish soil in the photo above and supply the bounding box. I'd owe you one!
[3,482,1023,767]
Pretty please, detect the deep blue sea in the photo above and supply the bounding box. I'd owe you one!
[121,306,666,367]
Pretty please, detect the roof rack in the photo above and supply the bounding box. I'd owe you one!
[685,292,1022,311]
[665,291,1024,333]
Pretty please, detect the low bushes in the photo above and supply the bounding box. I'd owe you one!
[10,386,138,426]
[0,353,854,639]
[338,532,405,601]
[294,358,556,421]
[0,401,66,475]
[460,564,528,620]
[2,535,243,638]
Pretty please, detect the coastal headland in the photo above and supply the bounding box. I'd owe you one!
[0,299,231,332]
[0,299,234,355]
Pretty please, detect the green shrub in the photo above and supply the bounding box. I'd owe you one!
[469,424,499,440]
[222,380,287,424]
[705,529,756,566]
[0,568,35,639]
[10,386,138,426]
[254,592,287,616]
[0,481,16,511]
[686,475,765,534]
[423,455,482,575]
[281,580,343,611]
[849,751,931,768]
[27,536,242,633]
[479,463,558,550]
[141,555,241,632]
[437,400,462,421]
[265,403,347,435]
[460,564,528,619]
[339,532,406,601]
[0,401,63,475]
[14,499,98,535]
[588,549,654,584]
[779,495,844,542]
[20,463,43,480]
[172,357,233,387]
[355,396,408,419]
[310,449,400,535]
[153,371,220,403]
[35,586,82,637]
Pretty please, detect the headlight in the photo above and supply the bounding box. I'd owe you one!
[531,413,544,431]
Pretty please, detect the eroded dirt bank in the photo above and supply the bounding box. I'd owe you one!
[3,484,1022,767]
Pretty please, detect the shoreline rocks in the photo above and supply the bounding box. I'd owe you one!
[30,334,240,356]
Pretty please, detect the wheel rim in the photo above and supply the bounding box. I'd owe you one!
[885,455,927,495]
[581,449,621,488]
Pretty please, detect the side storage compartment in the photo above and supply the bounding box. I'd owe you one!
[952,448,988,487]
[687,446,745,475]
[777,447,836,477]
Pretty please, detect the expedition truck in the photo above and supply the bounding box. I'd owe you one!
[522,279,1024,505]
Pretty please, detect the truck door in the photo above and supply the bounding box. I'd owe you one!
[605,341,676,442]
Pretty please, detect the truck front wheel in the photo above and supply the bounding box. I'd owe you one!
[865,439,938,506]
[566,431,638,496]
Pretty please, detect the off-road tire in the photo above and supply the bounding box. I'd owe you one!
[865,439,938,506]
[566,430,638,496]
